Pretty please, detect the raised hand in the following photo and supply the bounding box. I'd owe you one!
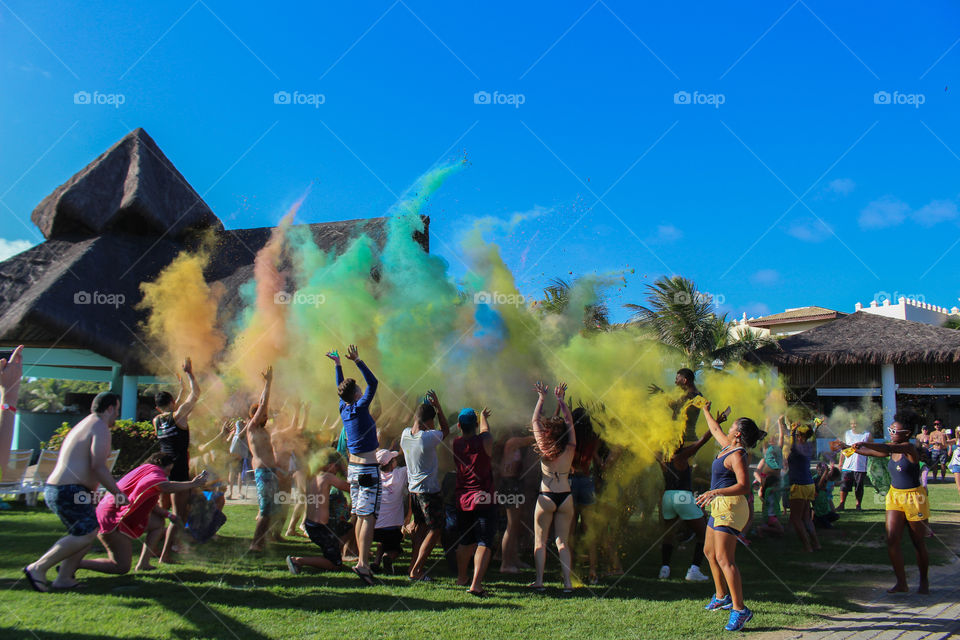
[0,345,23,393]
[182,357,193,374]
[554,383,567,401]
[534,381,549,396]
[325,350,341,365]
[481,407,492,419]
[647,383,664,395]
[345,345,360,361]
[426,389,440,407]
[262,366,273,383]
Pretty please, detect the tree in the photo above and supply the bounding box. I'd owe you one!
[19,378,109,412]
[624,275,771,368]
[535,277,610,331]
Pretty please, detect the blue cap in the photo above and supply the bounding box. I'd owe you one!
[458,408,477,427]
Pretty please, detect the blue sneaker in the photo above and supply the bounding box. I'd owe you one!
[705,594,733,611]
[724,607,753,631]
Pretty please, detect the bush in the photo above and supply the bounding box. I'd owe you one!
[41,419,157,476]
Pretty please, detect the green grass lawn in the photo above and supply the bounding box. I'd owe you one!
[2,483,958,640]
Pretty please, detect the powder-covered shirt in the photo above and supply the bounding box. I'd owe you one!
[400,427,444,494]
[375,465,408,530]
[841,430,870,473]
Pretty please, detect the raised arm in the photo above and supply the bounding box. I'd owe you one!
[248,367,273,429]
[174,358,200,422]
[531,381,547,434]
[776,415,786,448]
[327,350,344,386]
[854,441,917,459]
[479,408,494,455]
[700,401,732,448]
[426,390,449,439]
[555,383,575,450]
[349,347,378,406]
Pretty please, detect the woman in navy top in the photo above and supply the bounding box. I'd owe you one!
[696,401,766,633]
[854,418,930,594]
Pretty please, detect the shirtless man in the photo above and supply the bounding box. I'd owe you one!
[23,392,128,591]
[286,448,351,574]
[155,357,200,564]
[246,367,279,551]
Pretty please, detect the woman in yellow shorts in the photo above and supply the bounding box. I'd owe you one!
[777,416,821,552]
[695,402,766,632]
[853,418,929,594]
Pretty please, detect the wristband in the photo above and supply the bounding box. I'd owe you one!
[1,403,15,412]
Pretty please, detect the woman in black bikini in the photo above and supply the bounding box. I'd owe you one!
[529,381,576,593]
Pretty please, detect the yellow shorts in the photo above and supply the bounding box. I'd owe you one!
[886,486,930,522]
[789,483,815,501]
[708,495,750,534]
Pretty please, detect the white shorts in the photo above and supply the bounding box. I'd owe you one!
[347,463,381,517]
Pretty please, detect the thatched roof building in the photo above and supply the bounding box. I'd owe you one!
[0,128,428,418]
[754,312,960,431]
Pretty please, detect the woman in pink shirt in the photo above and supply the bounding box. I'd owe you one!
[77,453,207,577]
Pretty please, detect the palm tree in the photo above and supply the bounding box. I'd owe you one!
[943,317,960,330]
[625,275,771,368]
[535,277,610,331]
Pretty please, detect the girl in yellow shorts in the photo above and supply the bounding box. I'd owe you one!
[853,419,930,594]
[695,402,766,632]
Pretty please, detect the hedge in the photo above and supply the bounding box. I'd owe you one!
[42,419,158,476]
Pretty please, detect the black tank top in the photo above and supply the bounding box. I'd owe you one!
[156,412,189,457]
[662,459,692,491]
[888,455,920,490]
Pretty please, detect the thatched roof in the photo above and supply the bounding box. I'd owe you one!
[32,128,222,240]
[748,305,845,327]
[755,312,960,365]
[0,128,428,375]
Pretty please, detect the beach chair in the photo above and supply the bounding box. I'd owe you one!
[23,448,59,506]
[0,449,35,502]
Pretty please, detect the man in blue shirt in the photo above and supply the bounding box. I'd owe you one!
[327,344,379,585]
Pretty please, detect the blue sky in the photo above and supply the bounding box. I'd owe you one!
[1,1,958,322]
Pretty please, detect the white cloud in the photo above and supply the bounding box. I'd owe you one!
[859,196,909,229]
[651,224,683,243]
[786,218,832,242]
[0,238,32,261]
[825,178,855,196]
[913,199,958,226]
[750,269,780,286]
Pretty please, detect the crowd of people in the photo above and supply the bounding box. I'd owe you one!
[3,343,958,633]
